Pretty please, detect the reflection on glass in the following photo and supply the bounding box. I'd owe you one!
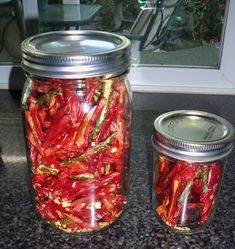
[116,0,228,67]
[0,0,25,64]
[37,0,228,68]
[0,146,4,169]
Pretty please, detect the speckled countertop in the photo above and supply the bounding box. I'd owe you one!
[0,90,234,249]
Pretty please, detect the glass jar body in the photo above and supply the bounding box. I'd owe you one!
[22,74,131,233]
[152,151,227,234]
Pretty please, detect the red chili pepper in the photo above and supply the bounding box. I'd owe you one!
[64,172,121,200]
[187,202,204,210]
[76,87,96,127]
[66,213,100,231]
[102,193,126,216]
[26,129,44,155]
[32,78,51,93]
[156,160,188,194]
[38,89,61,108]
[155,156,173,192]
[83,97,107,145]
[91,90,119,140]
[29,145,37,167]
[61,132,118,166]
[38,105,48,127]
[72,208,108,224]
[47,96,58,117]
[63,87,80,123]
[156,194,169,220]
[47,91,65,117]
[91,106,118,145]
[113,80,126,105]
[61,161,88,177]
[38,155,61,169]
[158,155,171,175]
[155,157,222,231]
[25,76,130,233]
[167,175,182,225]
[43,114,71,148]
[72,183,117,210]
[199,163,221,224]
[75,97,107,150]
[192,179,203,198]
[25,101,44,141]
[43,114,52,129]
[44,126,77,157]
[74,106,96,149]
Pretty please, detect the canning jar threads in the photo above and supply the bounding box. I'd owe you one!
[21,31,132,233]
[152,110,234,234]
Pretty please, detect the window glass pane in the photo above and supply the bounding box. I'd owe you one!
[38,0,228,68]
[0,0,25,64]
[130,0,228,68]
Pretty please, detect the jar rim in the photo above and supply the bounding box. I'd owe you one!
[21,30,131,78]
[152,110,234,161]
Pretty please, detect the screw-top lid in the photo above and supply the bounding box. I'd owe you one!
[152,110,234,162]
[21,30,131,79]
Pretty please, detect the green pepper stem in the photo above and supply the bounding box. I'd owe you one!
[38,89,61,107]
[91,79,113,139]
[61,131,118,166]
[178,180,193,204]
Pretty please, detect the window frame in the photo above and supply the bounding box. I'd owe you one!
[128,0,235,94]
[0,0,234,95]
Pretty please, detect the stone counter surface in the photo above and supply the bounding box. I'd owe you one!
[0,90,234,249]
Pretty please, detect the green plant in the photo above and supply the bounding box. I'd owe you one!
[182,0,227,44]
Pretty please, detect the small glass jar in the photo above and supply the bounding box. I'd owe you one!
[21,31,131,233]
[152,110,234,234]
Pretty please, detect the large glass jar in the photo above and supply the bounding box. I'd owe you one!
[21,31,131,233]
[152,110,234,234]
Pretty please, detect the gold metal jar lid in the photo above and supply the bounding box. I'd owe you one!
[21,30,131,79]
[152,110,234,162]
